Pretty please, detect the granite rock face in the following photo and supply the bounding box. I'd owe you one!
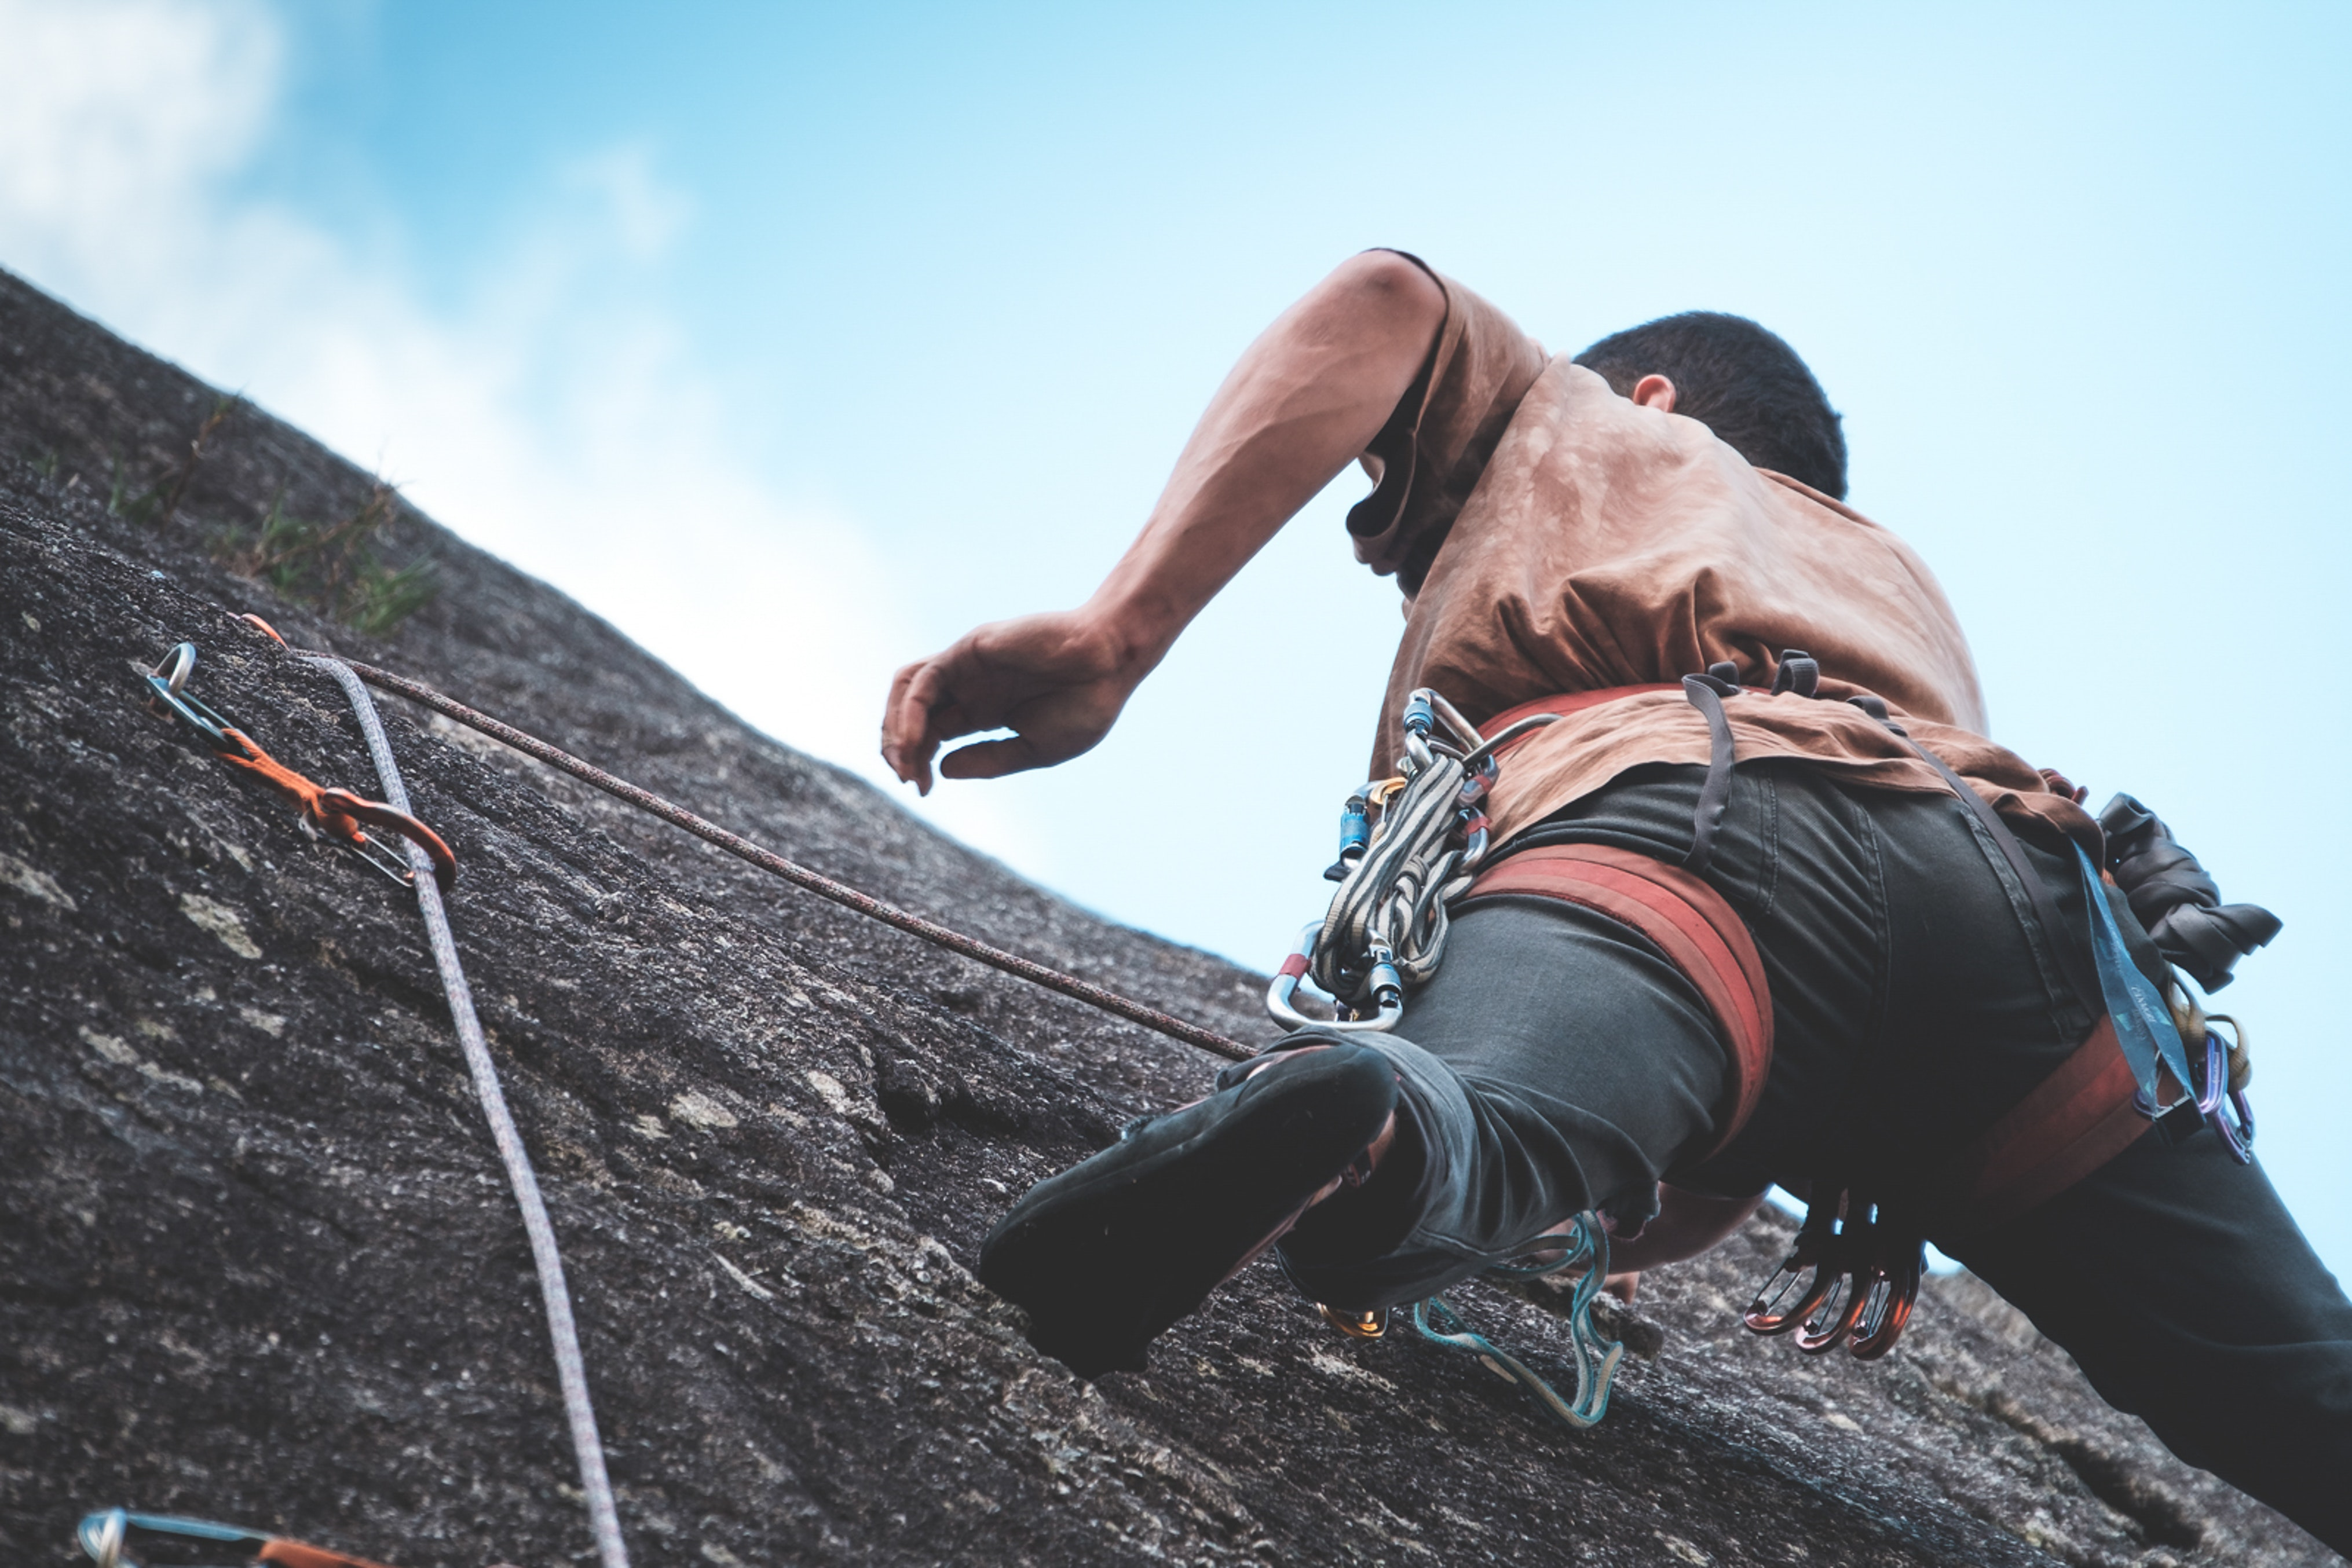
[1,269,2337,1567]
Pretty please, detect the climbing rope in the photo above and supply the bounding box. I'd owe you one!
[339,659,1252,1063]
[138,633,627,1567]
[305,654,632,1568]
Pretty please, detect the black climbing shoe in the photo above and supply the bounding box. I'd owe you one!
[979,1042,1398,1379]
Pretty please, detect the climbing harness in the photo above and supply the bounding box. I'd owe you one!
[1281,654,2277,1394]
[145,641,453,887]
[138,633,628,1568]
[76,1507,399,1568]
[1456,844,1773,1160]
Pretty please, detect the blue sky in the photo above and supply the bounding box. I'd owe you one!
[3,1,2345,1274]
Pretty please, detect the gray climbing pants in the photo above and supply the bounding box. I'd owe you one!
[1272,761,2352,1553]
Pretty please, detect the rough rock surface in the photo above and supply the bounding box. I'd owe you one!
[1,268,2338,1567]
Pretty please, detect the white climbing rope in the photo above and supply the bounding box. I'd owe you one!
[305,655,631,1568]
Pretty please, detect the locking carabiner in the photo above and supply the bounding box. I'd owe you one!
[1265,924,1404,1033]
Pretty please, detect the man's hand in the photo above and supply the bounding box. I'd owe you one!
[881,609,1140,794]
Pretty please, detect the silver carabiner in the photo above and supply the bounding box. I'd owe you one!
[1266,924,1405,1033]
[151,642,195,695]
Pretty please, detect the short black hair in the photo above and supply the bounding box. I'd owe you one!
[1572,312,1848,500]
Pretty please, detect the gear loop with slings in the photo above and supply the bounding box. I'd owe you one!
[1294,688,1559,1027]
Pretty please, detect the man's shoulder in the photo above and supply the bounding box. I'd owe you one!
[1753,467,1877,527]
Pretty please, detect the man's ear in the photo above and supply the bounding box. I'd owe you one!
[1631,373,1677,412]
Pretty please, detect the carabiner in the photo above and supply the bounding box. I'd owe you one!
[1318,1303,1389,1339]
[2197,1017,2255,1163]
[1323,789,1374,883]
[1794,1192,1892,1354]
[1793,1257,1870,1354]
[1849,1239,1925,1361]
[314,787,459,888]
[145,644,239,749]
[1743,1196,1841,1335]
[1265,924,1404,1033]
[153,642,195,695]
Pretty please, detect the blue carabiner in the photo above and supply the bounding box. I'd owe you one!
[1323,790,1373,883]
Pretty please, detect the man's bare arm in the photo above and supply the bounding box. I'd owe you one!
[880,251,1445,792]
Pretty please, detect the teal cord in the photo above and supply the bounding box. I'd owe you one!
[1408,1211,1625,1429]
[2074,842,2194,1109]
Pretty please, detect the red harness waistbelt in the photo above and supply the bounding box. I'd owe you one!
[1458,843,1773,1161]
[1940,1016,2149,1229]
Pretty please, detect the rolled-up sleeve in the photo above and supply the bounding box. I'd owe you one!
[1344,253,1549,588]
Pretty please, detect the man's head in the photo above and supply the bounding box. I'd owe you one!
[1574,312,1847,500]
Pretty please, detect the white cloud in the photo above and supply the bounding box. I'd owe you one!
[0,0,276,262]
[562,145,695,263]
[0,0,1038,867]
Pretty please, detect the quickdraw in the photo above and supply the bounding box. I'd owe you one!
[1409,1214,1626,1428]
[77,1507,402,1568]
[146,640,454,888]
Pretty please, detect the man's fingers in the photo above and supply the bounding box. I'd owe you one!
[883,658,984,791]
[880,673,942,790]
[938,734,1050,781]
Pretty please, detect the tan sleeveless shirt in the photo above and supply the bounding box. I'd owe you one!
[1350,261,2097,855]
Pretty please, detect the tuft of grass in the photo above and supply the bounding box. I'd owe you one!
[211,481,440,637]
[109,395,237,526]
[107,448,159,523]
[104,398,437,636]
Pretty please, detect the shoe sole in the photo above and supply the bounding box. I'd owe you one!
[979,1043,1396,1379]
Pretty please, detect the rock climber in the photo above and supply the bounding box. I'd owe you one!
[879,250,2352,1551]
